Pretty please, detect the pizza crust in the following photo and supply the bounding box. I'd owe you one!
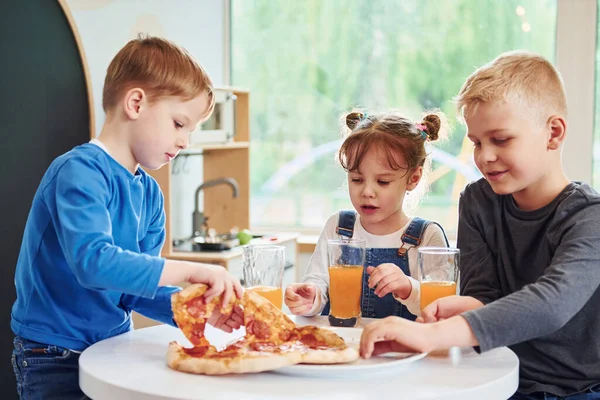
[300,346,359,364]
[294,326,360,364]
[166,341,303,375]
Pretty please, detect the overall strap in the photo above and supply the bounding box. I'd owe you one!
[335,210,356,238]
[398,217,449,256]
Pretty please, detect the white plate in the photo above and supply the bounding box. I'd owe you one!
[273,327,427,379]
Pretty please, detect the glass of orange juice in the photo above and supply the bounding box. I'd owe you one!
[417,247,460,312]
[242,245,285,309]
[327,239,366,327]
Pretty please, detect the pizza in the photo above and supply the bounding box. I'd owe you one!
[167,284,359,375]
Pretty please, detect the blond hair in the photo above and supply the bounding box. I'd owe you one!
[102,34,215,119]
[338,110,449,208]
[456,51,567,123]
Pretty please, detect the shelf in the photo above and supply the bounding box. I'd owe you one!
[181,141,250,155]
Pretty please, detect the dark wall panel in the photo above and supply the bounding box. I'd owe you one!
[0,1,91,396]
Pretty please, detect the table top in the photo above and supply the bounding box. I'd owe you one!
[79,316,519,400]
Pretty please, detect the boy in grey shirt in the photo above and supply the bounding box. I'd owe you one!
[358,51,600,399]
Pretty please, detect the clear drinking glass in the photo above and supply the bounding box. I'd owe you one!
[326,239,366,327]
[242,244,285,309]
[417,247,460,311]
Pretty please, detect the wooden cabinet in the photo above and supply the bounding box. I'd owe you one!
[146,87,251,257]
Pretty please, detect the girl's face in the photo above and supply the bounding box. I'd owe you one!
[347,146,422,235]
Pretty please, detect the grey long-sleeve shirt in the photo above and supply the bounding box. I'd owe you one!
[459,179,600,396]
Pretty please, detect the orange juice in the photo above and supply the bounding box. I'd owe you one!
[328,265,363,319]
[420,281,457,310]
[248,286,283,309]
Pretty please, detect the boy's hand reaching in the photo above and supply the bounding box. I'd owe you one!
[186,263,244,307]
[360,316,433,358]
[360,315,479,359]
[367,264,412,299]
[160,260,244,308]
[417,295,484,323]
[284,283,317,315]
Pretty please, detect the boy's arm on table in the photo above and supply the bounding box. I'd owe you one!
[462,208,600,352]
[360,315,478,357]
[365,196,600,355]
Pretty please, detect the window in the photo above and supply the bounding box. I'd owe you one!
[232,0,557,236]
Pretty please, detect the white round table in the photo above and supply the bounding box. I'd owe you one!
[80,316,519,400]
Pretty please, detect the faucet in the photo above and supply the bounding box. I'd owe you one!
[192,177,239,237]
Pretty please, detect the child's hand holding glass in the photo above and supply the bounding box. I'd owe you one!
[366,264,412,299]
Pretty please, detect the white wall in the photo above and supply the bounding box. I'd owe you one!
[65,0,226,240]
[65,0,225,133]
[555,0,597,183]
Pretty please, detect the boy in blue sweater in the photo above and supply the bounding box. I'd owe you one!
[10,36,243,399]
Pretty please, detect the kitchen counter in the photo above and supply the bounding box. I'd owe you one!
[167,232,300,266]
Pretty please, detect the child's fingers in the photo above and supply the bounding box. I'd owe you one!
[231,306,244,324]
[420,303,439,323]
[221,281,233,308]
[367,268,386,288]
[204,280,224,303]
[214,311,230,329]
[285,288,302,304]
[371,341,413,356]
[373,273,400,295]
[359,323,381,358]
[290,303,313,315]
[286,298,311,309]
[297,285,315,298]
[233,280,244,299]
[374,280,399,297]
[226,318,241,330]
[285,286,300,300]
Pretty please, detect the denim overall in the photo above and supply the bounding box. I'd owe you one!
[322,210,449,320]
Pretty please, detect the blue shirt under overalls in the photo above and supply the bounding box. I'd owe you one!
[322,210,449,320]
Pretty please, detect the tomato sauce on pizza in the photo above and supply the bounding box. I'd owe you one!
[167,284,359,375]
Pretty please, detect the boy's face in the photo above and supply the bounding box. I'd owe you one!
[465,100,553,199]
[347,146,421,234]
[130,93,209,170]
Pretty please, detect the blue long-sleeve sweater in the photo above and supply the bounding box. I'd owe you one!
[11,143,180,351]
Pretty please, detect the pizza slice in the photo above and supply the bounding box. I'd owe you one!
[171,284,236,347]
[169,284,304,375]
[167,284,358,375]
[293,325,359,364]
[242,290,297,344]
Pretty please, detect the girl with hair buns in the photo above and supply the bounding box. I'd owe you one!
[285,110,451,321]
